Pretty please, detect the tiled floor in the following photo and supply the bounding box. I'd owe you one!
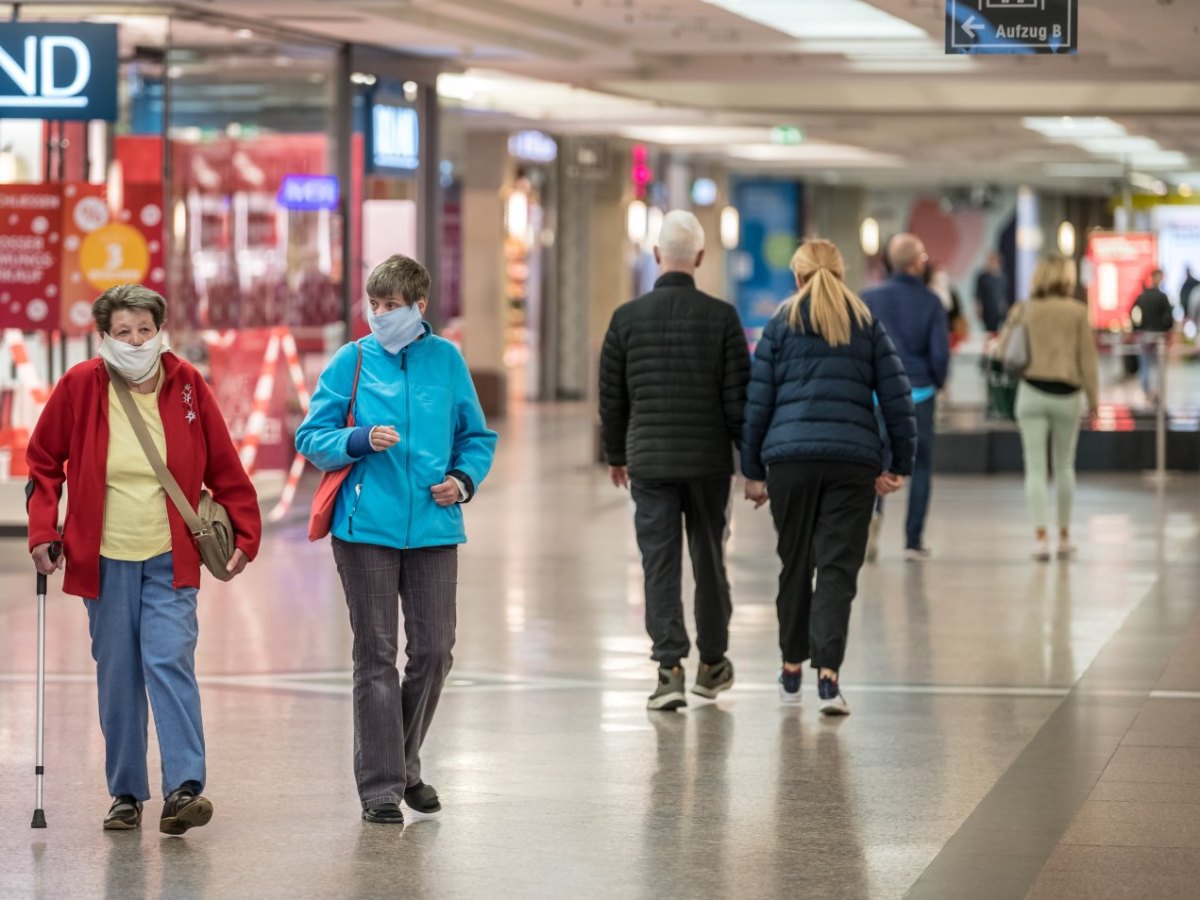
[2,403,1200,899]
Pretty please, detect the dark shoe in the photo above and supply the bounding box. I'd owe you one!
[647,666,687,711]
[778,667,802,705]
[159,787,213,835]
[818,675,850,716]
[362,802,405,825]
[404,782,441,814]
[692,658,734,699]
[103,794,142,831]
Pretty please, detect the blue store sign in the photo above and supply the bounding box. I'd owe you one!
[0,23,119,120]
[370,102,420,173]
[729,179,803,343]
[278,175,340,211]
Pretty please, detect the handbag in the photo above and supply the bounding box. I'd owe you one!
[1000,307,1031,377]
[307,342,364,541]
[107,364,237,582]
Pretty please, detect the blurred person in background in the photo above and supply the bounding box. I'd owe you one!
[599,210,750,712]
[862,234,950,562]
[997,255,1099,562]
[1130,269,1176,406]
[928,262,967,350]
[975,252,1009,334]
[742,239,915,714]
[26,284,260,835]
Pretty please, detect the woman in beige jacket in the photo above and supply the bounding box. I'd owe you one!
[999,255,1099,561]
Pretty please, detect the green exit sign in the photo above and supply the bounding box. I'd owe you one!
[771,126,804,146]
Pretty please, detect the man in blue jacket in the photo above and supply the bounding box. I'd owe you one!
[862,234,950,561]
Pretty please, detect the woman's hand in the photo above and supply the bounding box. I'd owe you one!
[876,473,905,496]
[744,480,769,510]
[224,548,249,578]
[430,478,462,508]
[369,426,401,452]
[31,542,64,575]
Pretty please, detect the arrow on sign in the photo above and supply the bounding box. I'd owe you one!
[963,15,980,39]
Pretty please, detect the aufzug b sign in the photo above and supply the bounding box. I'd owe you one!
[0,24,118,121]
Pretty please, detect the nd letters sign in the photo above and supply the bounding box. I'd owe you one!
[0,24,118,120]
[946,0,1077,55]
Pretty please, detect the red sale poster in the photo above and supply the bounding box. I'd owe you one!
[1087,232,1158,331]
[0,185,62,329]
[60,182,166,335]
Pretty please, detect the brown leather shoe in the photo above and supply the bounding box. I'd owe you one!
[103,795,142,831]
[159,787,213,835]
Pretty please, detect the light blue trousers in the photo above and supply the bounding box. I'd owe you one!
[85,552,205,801]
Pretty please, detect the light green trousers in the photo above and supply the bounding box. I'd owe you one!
[1015,383,1083,531]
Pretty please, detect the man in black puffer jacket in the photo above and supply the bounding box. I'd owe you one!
[599,210,750,711]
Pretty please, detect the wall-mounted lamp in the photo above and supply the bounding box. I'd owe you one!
[505,190,529,241]
[720,205,739,250]
[1057,221,1076,257]
[860,217,881,256]
[626,199,648,244]
[647,206,664,248]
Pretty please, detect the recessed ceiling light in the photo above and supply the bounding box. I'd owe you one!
[699,0,928,40]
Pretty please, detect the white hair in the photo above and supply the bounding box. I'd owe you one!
[657,210,705,264]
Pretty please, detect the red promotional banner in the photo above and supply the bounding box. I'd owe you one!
[0,185,62,329]
[205,329,292,471]
[1086,232,1159,331]
[60,182,166,335]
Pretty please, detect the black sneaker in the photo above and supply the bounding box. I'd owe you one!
[159,787,213,835]
[404,782,441,814]
[362,802,405,825]
[818,675,850,716]
[103,794,142,831]
[778,668,802,704]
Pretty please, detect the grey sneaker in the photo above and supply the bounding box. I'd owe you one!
[647,666,687,711]
[692,658,734,699]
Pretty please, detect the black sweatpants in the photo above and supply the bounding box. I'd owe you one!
[630,476,733,669]
[767,461,877,672]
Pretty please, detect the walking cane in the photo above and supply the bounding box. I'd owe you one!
[26,479,60,829]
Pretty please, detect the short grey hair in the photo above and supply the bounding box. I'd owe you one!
[92,284,167,334]
[365,254,431,305]
[657,210,705,264]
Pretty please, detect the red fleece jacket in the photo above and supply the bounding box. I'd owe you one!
[26,354,262,599]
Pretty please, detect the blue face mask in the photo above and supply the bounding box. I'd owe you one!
[369,303,424,354]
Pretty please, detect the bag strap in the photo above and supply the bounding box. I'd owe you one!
[106,364,209,538]
[346,341,363,427]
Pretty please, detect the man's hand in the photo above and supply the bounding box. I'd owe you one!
[31,542,63,576]
[225,548,249,578]
[875,473,905,496]
[609,466,629,489]
[370,426,401,452]
[744,480,769,510]
[430,477,462,507]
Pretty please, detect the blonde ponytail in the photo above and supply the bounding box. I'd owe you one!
[784,239,872,347]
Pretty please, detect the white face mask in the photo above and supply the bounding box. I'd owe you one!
[369,303,425,354]
[99,331,167,384]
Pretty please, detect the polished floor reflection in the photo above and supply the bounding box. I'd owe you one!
[2,404,1200,899]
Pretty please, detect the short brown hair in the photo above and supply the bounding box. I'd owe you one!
[92,284,167,333]
[365,254,430,306]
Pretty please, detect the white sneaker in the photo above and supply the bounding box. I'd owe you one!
[817,676,850,716]
[904,547,932,562]
[1032,539,1052,562]
[1057,542,1077,560]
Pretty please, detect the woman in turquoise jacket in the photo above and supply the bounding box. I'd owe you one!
[296,254,497,825]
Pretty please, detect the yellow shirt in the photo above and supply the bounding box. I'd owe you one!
[101,381,173,561]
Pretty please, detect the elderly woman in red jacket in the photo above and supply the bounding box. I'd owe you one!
[26,284,261,836]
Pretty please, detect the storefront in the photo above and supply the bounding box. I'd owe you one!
[0,6,439,502]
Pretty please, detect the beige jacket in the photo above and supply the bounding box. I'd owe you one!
[999,297,1100,411]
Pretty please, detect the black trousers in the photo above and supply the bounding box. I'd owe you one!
[767,461,876,672]
[630,476,733,668]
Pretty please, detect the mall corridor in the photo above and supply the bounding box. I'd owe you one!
[2,404,1199,900]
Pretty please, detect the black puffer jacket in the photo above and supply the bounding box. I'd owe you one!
[599,272,750,480]
[742,300,916,481]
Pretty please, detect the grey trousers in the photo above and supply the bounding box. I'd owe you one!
[331,538,458,809]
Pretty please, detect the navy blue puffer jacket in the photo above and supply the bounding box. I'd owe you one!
[741,300,917,480]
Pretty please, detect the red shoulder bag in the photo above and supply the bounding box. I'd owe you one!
[307,342,364,541]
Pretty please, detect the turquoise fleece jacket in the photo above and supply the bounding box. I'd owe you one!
[295,327,497,550]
